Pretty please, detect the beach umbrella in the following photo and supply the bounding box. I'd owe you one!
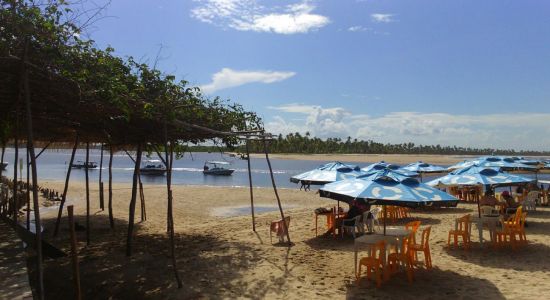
[361,161,418,177]
[427,165,534,188]
[290,161,366,188]
[447,160,478,171]
[402,161,447,174]
[476,156,539,171]
[319,168,458,234]
[426,165,534,217]
[402,161,447,182]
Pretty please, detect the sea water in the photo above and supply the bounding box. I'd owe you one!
[1,148,548,189]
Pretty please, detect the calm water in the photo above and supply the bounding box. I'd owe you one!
[1,148,548,189]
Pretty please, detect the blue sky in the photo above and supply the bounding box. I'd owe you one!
[81,0,550,150]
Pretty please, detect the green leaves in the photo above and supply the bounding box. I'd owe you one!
[0,0,262,150]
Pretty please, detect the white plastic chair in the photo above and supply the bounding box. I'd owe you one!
[522,191,538,212]
[480,205,497,215]
[341,215,362,238]
[369,207,382,232]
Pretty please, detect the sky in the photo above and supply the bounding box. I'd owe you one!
[78,0,550,151]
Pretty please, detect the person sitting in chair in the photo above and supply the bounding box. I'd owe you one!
[480,189,498,207]
[501,191,520,213]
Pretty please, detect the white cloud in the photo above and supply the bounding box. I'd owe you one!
[348,26,371,32]
[191,0,330,34]
[266,105,550,151]
[371,13,394,23]
[200,68,295,94]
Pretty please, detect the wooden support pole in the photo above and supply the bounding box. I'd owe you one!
[67,205,82,300]
[22,44,45,300]
[85,142,90,246]
[139,175,146,222]
[53,135,78,236]
[108,145,114,229]
[99,143,104,211]
[12,122,18,222]
[26,148,30,230]
[262,138,291,245]
[0,141,4,215]
[34,142,51,160]
[0,141,5,179]
[126,144,142,256]
[245,139,256,231]
[166,141,182,288]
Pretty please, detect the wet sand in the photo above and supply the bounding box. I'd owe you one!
[34,180,550,299]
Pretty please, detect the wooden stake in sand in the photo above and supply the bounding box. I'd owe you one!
[126,144,142,256]
[12,117,18,222]
[26,149,30,230]
[67,205,82,300]
[85,141,90,246]
[165,141,182,288]
[108,145,114,229]
[22,43,45,299]
[139,176,146,222]
[99,143,104,211]
[53,135,78,237]
[263,137,291,245]
[245,138,256,231]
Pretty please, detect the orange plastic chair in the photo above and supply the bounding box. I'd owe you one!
[405,221,421,244]
[411,226,432,269]
[387,234,414,283]
[270,216,290,244]
[357,240,386,288]
[448,214,471,250]
[496,215,519,249]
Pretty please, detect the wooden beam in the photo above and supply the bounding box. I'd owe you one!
[53,135,78,236]
[126,144,142,256]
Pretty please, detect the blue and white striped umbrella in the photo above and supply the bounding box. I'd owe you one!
[448,156,537,171]
[290,161,366,185]
[447,160,477,171]
[426,165,534,188]
[402,161,447,174]
[362,161,418,177]
[319,168,458,207]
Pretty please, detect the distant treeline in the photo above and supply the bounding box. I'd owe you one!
[194,132,550,156]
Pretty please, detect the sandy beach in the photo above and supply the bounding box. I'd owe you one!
[29,180,550,299]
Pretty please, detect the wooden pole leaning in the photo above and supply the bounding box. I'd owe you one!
[126,144,142,256]
[67,205,82,300]
[54,135,78,236]
[262,137,291,245]
[22,44,45,300]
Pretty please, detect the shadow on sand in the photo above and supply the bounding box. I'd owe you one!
[27,214,292,299]
[347,267,505,299]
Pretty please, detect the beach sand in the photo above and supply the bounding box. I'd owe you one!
[34,180,550,299]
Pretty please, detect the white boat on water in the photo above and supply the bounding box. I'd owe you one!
[71,161,98,169]
[140,159,166,176]
[203,161,234,176]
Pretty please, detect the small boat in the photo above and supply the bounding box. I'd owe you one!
[71,161,98,169]
[203,161,234,176]
[1,162,7,170]
[140,159,166,176]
